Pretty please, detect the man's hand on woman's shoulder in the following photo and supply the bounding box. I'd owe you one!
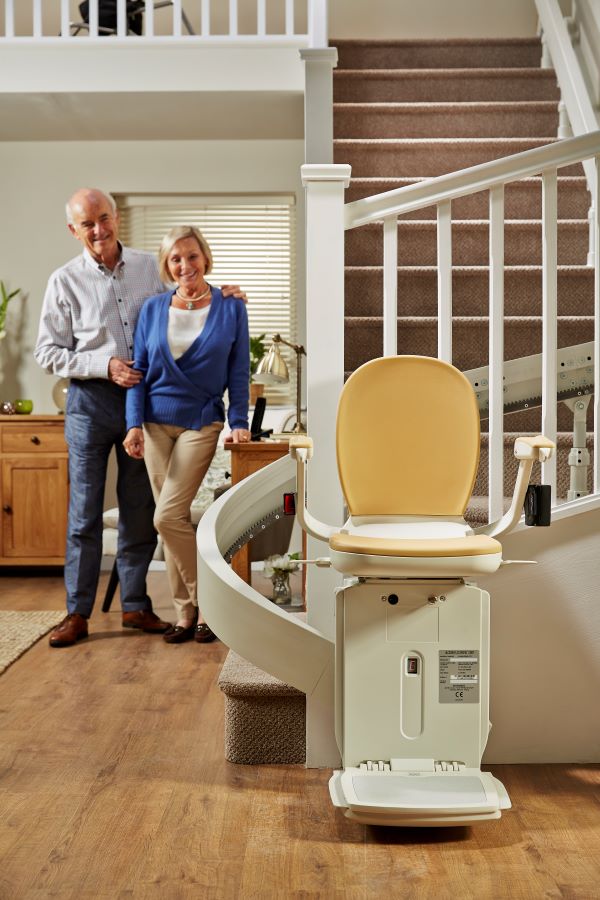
[221,285,248,304]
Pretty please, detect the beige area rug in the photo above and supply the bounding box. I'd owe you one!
[0,610,65,674]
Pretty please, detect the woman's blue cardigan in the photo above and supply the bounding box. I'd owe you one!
[125,287,249,433]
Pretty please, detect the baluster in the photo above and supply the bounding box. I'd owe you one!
[437,200,452,363]
[308,0,327,48]
[257,0,266,36]
[488,185,505,523]
[33,0,42,38]
[88,0,99,37]
[541,168,558,500]
[285,0,294,36]
[172,0,182,36]
[116,0,127,36]
[5,0,14,39]
[144,0,154,36]
[201,0,210,36]
[229,0,238,36]
[61,0,70,38]
[594,155,600,492]
[383,217,398,357]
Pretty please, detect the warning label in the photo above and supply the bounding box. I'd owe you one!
[439,650,480,704]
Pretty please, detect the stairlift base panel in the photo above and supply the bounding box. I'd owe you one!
[332,580,510,826]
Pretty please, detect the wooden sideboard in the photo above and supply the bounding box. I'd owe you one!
[0,414,68,565]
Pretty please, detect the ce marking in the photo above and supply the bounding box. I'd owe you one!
[455,690,464,699]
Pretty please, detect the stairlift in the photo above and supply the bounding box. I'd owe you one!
[289,355,555,827]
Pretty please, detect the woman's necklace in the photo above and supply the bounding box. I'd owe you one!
[175,283,211,310]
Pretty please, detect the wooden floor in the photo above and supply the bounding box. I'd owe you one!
[0,570,599,899]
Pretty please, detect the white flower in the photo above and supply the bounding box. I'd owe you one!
[263,553,299,578]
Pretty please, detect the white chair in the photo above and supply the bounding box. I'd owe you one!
[289,355,555,826]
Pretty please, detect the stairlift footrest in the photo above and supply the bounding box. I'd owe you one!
[329,768,511,827]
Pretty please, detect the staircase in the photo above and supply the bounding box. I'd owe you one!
[334,37,594,510]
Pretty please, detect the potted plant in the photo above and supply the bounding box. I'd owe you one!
[249,333,266,405]
[0,281,20,341]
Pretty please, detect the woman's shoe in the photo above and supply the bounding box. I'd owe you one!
[163,621,196,643]
[195,623,217,643]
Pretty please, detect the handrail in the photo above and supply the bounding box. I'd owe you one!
[345,130,600,230]
[1,0,329,46]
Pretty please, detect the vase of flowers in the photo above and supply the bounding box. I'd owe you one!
[263,552,300,604]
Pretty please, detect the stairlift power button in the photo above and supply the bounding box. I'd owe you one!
[387,594,399,605]
[406,657,419,675]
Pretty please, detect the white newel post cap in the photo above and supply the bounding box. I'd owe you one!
[300,48,339,65]
[301,164,351,186]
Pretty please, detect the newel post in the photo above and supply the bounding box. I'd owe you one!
[300,48,338,164]
[301,163,350,767]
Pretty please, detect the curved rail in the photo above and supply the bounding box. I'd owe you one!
[196,454,333,696]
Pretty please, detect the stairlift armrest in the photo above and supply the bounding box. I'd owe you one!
[514,434,556,461]
[475,435,555,540]
[288,436,337,543]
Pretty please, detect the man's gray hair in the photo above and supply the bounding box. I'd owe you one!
[65,189,118,225]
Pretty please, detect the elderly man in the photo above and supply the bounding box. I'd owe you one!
[35,188,242,647]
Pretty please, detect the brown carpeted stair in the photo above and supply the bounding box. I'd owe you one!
[335,35,593,504]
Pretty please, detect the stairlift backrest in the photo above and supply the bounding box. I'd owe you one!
[336,356,480,517]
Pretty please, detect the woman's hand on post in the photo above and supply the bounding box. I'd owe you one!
[225,428,252,444]
[123,427,145,458]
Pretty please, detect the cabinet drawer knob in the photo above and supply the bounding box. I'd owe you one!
[30,435,41,445]
[2,505,12,514]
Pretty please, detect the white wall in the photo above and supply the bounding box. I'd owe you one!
[329,0,540,39]
[481,507,600,762]
[0,139,305,415]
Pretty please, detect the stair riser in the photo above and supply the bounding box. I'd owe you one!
[333,71,561,103]
[334,105,559,139]
[345,268,595,317]
[334,39,544,70]
[346,178,591,218]
[345,319,594,371]
[335,140,582,177]
[346,222,589,267]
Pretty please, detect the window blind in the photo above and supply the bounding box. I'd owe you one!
[116,194,297,405]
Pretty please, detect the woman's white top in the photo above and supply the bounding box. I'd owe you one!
[167,304,211,360]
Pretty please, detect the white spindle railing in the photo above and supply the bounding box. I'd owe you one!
[1,0,328,45]
[339,131,600,522]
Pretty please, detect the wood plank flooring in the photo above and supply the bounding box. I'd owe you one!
[0,569,599,899]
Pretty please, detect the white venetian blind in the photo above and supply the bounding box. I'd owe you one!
[116,194,297,405]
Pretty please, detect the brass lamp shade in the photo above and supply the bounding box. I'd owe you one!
[253,341,289,385]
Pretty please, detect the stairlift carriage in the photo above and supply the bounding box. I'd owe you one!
[289,355,555,827]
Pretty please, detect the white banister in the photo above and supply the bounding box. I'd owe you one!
[88,0,99,38]
[300,48,337,165]
[437,200,452,363]
[61,0,71,38]
[32,0,42,39]
[5,0,14,38]
[257,0,267,36]
[172,0,182,37]
[308,0,328,49]
[541,169,558,499]
[144,0,154,37]
[285,0,294,35]
[383,217,398,356]
[488,185,505,522]
[201,0,210,36]
[229,0,238,37]
[117,0,127,37]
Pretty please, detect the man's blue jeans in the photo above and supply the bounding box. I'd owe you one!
[64,379,157,617]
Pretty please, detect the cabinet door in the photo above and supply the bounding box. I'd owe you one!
[1,458,68,558]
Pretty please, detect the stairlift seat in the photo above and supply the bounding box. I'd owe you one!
[329,532,502,577]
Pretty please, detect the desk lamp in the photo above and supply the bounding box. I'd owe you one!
[253,334,306,434]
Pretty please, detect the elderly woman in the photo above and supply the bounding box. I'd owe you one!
[123,225,250,643]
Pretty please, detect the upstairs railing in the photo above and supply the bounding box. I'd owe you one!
[1,0,328,45]
[303,131,600,526]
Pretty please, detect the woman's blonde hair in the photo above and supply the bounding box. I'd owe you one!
[158,225,213,285]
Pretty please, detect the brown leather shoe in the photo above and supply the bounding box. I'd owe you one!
[163,622,196,644]
[49,613,89,648]
[122,609,171,633]
[195,623,217,643]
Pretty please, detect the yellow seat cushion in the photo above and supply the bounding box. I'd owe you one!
[329,533,502,558]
